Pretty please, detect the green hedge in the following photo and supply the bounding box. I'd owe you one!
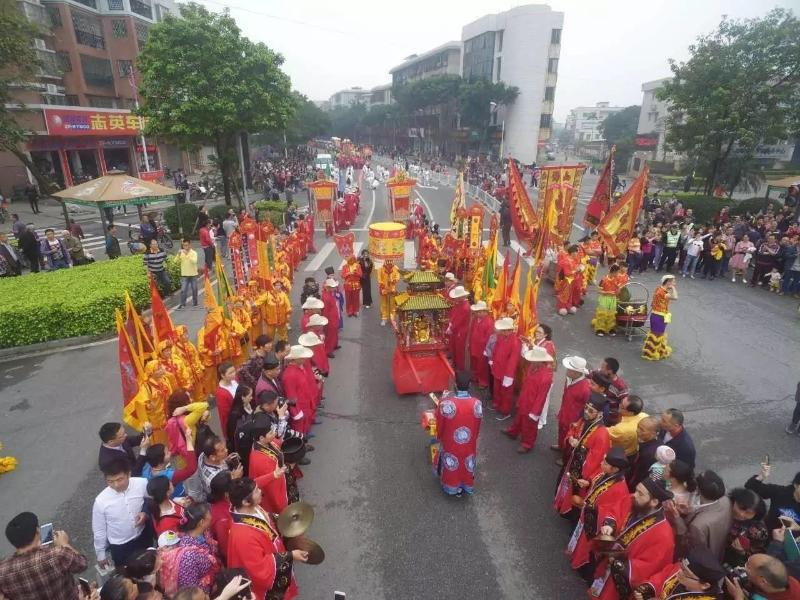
[208,205,229,222]
[0,256,180,349]
[253,200,286,228]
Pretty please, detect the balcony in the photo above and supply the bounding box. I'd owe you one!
[545,72,558,87]
[17,1,53,28]
[72,0,98,9]
[130,0,152,19]
[36,49,62,79]
[540,100,554,114]
[74,29,105,49]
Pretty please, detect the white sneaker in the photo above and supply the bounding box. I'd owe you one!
[380,320,386,326]
[732,278,736,282]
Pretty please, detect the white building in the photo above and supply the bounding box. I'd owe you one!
[636,77,674,163]
[389,42,462,87]
[461,5,564,163]
[566,102,624,144]
[368,84,392,107]
[328,87,370,109]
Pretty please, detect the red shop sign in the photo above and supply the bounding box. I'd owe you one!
[43,108,147,137]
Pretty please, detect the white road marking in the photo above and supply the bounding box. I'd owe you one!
[339,242,364,269]
[366,187,376,226]
[305,242,335,272]
[403,240,417,269]
[573,223,586,231]
[510,240,534,266]
[414,189,434,221]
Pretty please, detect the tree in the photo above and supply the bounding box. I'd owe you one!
[600,105,641,173]
[659,9,800,195]
[136,3,293,204]
[457,79,519,130]
[254,92,330,149]
[327,103,368,141]
[0,0,55,192]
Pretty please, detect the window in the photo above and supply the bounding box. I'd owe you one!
[80,54,114,88]
[544,86,555,101]
[87,95,116,108]
[130,0,153,20]
[47,6,62,26]
[551,29,562,44]
[497,30,504,52]
[540,114,553,129]
[73,0,97,8]
[72,12,105,49]
[548,58,559,74]
[135,20,149,47]
[112,19,127,37]
[496,57,502,81]
[108,0,124,8]
[56,51,72,72]
[64,95,80,106]
[117,59,133,77]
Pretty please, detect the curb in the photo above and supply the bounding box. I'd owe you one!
[0,332,115,363]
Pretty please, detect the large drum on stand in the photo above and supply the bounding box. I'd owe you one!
[368,222,405,267]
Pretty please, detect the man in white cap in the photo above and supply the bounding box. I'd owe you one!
[468,301,494,388]
[554,356,592,457]
[321,279,341,357]
[489,317,522,420]
[502,346,554,453]
[444,272,457,298]
[300,297,324,332]
[447,285,471,371]
[304,315,330,377]
[299,331,326,416]
[280,345,315,435]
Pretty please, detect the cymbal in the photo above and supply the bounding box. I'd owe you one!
[286,535,325,565]
[277,501,315,538]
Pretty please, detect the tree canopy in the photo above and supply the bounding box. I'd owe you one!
[658,8,800,195]
[136,2,294,203]
[599,105,641,173]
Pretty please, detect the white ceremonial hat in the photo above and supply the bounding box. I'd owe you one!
[308,313,329,327]
[298,332,323,347]
[445,272,456,281]
[449,285,469,299]
[562,355,588,374]
[470,300,489,312]
[325,278,339,288]
[286,345,314,360]
[523,346,554,362]
[302,297,324,310]
[495,317,515,331]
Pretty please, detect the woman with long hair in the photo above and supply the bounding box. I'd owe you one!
[225,385,253,454]
[146,475,185,536]
[175,502,221,593]
[664,459,696,514]
[358,249,374,309]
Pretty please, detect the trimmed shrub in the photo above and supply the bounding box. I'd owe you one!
[729,197,782,217]
[164,203,200,239]
[253,200,286,228]
[208,204,230,222]
[0,256,180,349]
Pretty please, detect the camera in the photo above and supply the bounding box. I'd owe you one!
[277,396,297,408]
[225,453,241,471]
[724,564,749,588]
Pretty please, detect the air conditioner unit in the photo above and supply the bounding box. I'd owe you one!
[34,38,47,51]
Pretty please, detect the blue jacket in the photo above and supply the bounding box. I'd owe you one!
[658,427,696,469]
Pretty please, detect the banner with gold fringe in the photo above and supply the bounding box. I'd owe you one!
[596,165,649,258]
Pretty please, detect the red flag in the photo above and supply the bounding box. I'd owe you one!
[116,310,142,416]
[149,273,174,346]
[333,231,355,259]
[597,166,649,258]
[506,159,539,246]
[584,146,615,228]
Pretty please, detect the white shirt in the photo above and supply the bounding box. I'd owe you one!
[92,477,149,560]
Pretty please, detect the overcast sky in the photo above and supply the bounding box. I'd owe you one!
[192,0,793,122]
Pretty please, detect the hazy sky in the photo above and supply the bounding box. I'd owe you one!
[192,0,793,122]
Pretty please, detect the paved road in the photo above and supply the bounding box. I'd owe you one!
[1,169,798,598]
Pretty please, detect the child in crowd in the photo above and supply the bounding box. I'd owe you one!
[648,445,676,481]
[769,268,782,292]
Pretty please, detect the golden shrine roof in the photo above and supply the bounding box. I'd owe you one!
[405,270,441,284]
[397,294,451,311]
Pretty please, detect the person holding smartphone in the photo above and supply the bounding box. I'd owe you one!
[0,512,88,600]
[745,463,800,532]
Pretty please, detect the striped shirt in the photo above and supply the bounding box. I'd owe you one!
[143,250,168,272]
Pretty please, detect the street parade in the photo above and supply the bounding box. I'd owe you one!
[1,2,799,600]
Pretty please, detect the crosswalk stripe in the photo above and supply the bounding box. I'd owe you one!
[338,242,364,269]
[510,240,534,267]
[305,242,335,272]
[403,240,416,269]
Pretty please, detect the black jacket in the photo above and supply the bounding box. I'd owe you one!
[629,438,659,491]
[657,428,696,470]
[745,475,800,531]
[18,230,39,257]
[98,434,146,476]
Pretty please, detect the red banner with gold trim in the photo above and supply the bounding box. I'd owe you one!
[536,164,587,249]
[334,232,355,259]
[507,159,539,245]
[597,166,648,258]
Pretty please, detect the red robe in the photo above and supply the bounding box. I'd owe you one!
[281,362,314,434]
[435,392,483,495]
[632,562,683,600]
[300,311,314,333]
[448,299,471,372]
[554,418,611,515]
[557,377,592,450]
[555,252,582,311]
[227,508,297,600]
[590,508,675,600]
[490,332,522,415]
[302,361,320,415]
[468,314,494,387]
[210,499,231,563]
[505,364,554,449]
[249,442,289,514]
[568,473,631,569]
[321,290,339,354]
[310,341,329,375]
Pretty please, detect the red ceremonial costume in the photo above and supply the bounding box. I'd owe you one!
[435,391,483,495]
[589,508,675,600]
[341,259,363,317]
[321,289,340,354]
[309,340,329,376]
[227,507,297,600]
[504,363,554,449]
[491,332,522,416]
[302,360,320,419]
[448,298,471,372]
[249,441,289,514]
[300,311,314,333]
[567,472,631,569]
[557,376,592,450]
[281,362,314,434]
[469,313,494,387]
[555,251,583,313]
[554,417,611,515]
[215,382,238,444]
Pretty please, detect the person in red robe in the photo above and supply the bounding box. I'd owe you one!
[341,255,363,317]
[300,297,324,332]
[226,478,307,600]
[434,371,483,496]
[280,345,315,435]
[502,346,554,453]
[468,301,494,388]
[214,361,238,444]
[489,317,522,419]
[247,417,289,514]
[304,317,329,375]
[299,341,321,422]
[321,279,340,357]
[567,447,631,577]
[633,546,726,600]
[554,393,611,519]
[344,191,358,225]
[555,244,584,316]
[589,478,675,600]
[447,286,471,371]
[553,356,592,455]
[334,198,348,231]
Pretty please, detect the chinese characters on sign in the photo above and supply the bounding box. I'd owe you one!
[43,108,148,137]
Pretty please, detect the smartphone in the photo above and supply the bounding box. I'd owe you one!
[40,522,54,545]
[334,593,346,600]
[143,423,153,437]
[78,578,91,596]
[765,454,770,466]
